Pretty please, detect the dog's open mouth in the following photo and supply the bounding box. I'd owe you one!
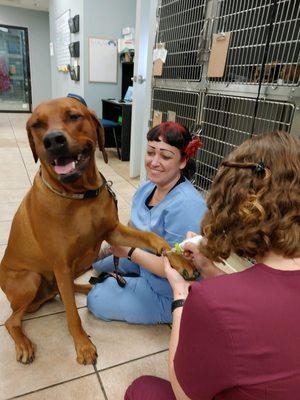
[50,147,91,177]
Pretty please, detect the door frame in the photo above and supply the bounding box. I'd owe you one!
[129,0,158,180]
[0,24,32,113]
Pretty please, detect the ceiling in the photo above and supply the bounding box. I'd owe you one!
[0,0,49,11]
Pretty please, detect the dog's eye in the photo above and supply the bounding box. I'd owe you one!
[31,121,42,129]
[69,114,81,121]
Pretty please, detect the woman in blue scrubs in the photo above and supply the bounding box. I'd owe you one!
[87,122,206,324]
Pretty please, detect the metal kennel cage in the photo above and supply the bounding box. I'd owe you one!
[156,0,207,80]
[152,0,300,194]
[194,93,295,194]
[209,0,300,86]
[152,88,201,128]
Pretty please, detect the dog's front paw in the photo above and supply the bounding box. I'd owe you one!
[15,336,35,364]
[76,338,98,365]
[166,252,199,281]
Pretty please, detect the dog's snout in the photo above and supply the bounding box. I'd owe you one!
[43,131,67,151]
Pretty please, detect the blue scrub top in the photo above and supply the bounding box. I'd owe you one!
[131,178,206,247]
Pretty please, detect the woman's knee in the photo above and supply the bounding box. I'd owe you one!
[92,255,114,273]
[87,278,138,322]
[125,376,153,400]
[87,284,113,321]
[125,376,175,400]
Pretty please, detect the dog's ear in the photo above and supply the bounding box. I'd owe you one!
[26,119,38,163]
[89,110,108,163]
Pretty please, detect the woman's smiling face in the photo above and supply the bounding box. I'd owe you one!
[145,137,187,186]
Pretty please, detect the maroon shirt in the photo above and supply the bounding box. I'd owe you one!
[174,264,300,399]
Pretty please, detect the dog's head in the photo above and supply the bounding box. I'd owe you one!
[26,97,108,183]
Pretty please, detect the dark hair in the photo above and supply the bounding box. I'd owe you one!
[147,122,196,180]
[200,131,300,262]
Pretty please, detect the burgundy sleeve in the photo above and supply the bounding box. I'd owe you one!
[174,283,237,399]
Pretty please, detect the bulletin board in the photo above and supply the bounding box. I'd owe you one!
[89,38,118,83]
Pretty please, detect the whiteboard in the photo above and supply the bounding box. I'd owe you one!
[55,9,71,68]
[89,38,118,83]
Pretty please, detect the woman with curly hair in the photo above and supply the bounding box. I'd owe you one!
[125,131,300,399]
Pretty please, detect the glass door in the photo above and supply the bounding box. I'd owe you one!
[0,25,32,112]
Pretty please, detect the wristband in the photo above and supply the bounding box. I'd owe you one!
[171,299,185,313]
[127,247,136,261]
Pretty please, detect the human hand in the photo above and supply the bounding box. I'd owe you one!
[110,245,130,259]
[163,255,190,299]
[185,231,198,239]
[182,241,224,279]
[181,231,199,259]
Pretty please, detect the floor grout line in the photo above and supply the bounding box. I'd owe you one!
[0,305,87,327]
[92,349,169,400]
[3,350,169,400]
[9,114,33,187]
[93,364,109,400]
[95,348,169,374]
[5,371,97,400]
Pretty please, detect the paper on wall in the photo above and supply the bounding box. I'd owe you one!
[153,110,163,127]
[122,27,134,36]
[118,39,135,53]
[167,111,176,122]
[124,33,133,40]
[153,59,164,76]
[49,42,54,57]
[207,32,231,77]
[153,47,168,63]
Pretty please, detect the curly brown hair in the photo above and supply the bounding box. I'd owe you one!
[200,131,300,262]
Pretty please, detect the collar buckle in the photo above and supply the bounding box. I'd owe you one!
[84,188,100,199]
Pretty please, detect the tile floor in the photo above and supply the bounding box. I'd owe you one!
[0,113,170,400]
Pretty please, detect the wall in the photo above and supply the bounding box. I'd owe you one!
[49,0,84,99]
[0,5,51,108]
[49,0,136,115]
[83,0,136,116]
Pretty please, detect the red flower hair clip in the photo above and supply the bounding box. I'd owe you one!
[184,136,202,158]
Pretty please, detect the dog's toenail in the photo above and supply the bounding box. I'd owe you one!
[182,269,189,279]
[193,270,200,279]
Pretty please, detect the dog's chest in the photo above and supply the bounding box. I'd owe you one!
[54,201,116,243]
[21,184,118,265]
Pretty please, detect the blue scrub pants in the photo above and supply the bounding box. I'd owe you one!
[87,255,173,324]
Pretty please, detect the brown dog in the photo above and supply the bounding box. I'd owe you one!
[0,97,196,365]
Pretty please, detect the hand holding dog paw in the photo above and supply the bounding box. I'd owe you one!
[163,255,190,300]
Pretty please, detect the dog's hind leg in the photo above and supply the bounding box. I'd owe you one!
[26,278,58,313]
[3,270,41,364]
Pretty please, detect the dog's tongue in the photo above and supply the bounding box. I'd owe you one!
[54,161,75,175]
